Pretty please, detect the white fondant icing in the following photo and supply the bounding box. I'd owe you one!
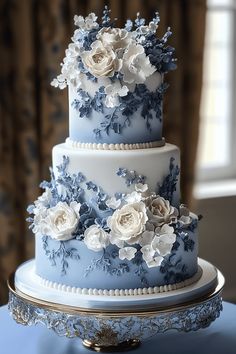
[34,266,203,297]
[66,137,165,150]
[52,142,181,207]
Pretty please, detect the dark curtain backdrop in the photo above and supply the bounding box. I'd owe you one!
[0,0,206,304]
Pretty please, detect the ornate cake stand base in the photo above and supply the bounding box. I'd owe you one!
[8,263,224,352]
[83,339,141,352]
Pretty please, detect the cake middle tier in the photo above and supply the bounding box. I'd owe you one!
[52,142,181,207]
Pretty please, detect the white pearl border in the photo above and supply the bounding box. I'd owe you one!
[66,138,165,151]
[37,267,202,297]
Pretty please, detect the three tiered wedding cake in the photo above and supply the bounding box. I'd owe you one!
[26,8,201,297]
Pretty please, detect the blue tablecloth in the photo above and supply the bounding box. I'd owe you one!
[0,302,235,354]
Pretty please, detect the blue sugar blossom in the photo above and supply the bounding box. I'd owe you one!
[134,12,146,27]
[157,157,180,203]
[117,168,146,187]
[86,181,98,192]
[101,5,112,27]
[124,19,133,31]
[71,89,92,118]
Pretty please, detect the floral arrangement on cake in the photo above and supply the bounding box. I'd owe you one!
[51,6,176,109]
[27,156,197,270]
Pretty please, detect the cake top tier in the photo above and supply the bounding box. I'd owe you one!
[52,7,176,145]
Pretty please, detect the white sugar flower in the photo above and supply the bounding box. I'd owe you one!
[146,196,178,226]
[139,230,154,247]
[124,191,142,204]
[121,43,156,84]
[84,225,110,252]
[109,233,125,249]
[149,21,158,32]
[106,196,121,210]
[151,224,176,257]
[35,188,52,208]
[141,244,155,262]
[107,202,148,245]
[51,43,82,89]
[135,183,148,193]
[97,27,132,51]
[74,13,99,31]
[119,247,137,261]
[146,256,164,268]
[32,205,49,235]
[141,244,164,268]
[81,40,122,78]
[178,204,192,227]
[104,81,128,108]
[51,76,67,89]
[45,201,81,241]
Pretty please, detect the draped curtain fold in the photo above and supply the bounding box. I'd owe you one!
[0,0,206,304]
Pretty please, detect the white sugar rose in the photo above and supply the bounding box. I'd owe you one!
[84,225,110,252]
[46,201,81,241]
[107,202,148,245]
[146,196,178,226]
[105,81,128,108]
[81,40,122,78]
[151,224,176,257]
[97,27,132,51]
[119,247,137,261]
[121,43,156,84]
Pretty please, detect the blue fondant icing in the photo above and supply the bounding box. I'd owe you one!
[69,104,163,144]
[71,83,167,143]
[29,155,198,289]
[35,227,198,289]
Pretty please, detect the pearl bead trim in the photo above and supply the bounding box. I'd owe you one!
[66,138,165,151]
[37,267,202,297]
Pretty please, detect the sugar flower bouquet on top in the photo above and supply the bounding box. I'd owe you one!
[27,156,198,270]
[51,6,176,108]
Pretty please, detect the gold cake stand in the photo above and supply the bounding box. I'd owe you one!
[8,270,224,352]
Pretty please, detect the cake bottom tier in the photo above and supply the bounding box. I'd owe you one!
[35,224,198,291]
[14,258,219,311]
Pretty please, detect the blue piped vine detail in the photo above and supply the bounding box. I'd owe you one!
[157,157,180,203]
[84,247,149,287]
[42,236,80,276]
[159,253,189,284]
[173,220,198,253]
[71,87,105,118]
[84,248,129,278]
[71,83,167,138]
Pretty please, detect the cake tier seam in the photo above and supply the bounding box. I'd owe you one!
[66,137,165,151]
